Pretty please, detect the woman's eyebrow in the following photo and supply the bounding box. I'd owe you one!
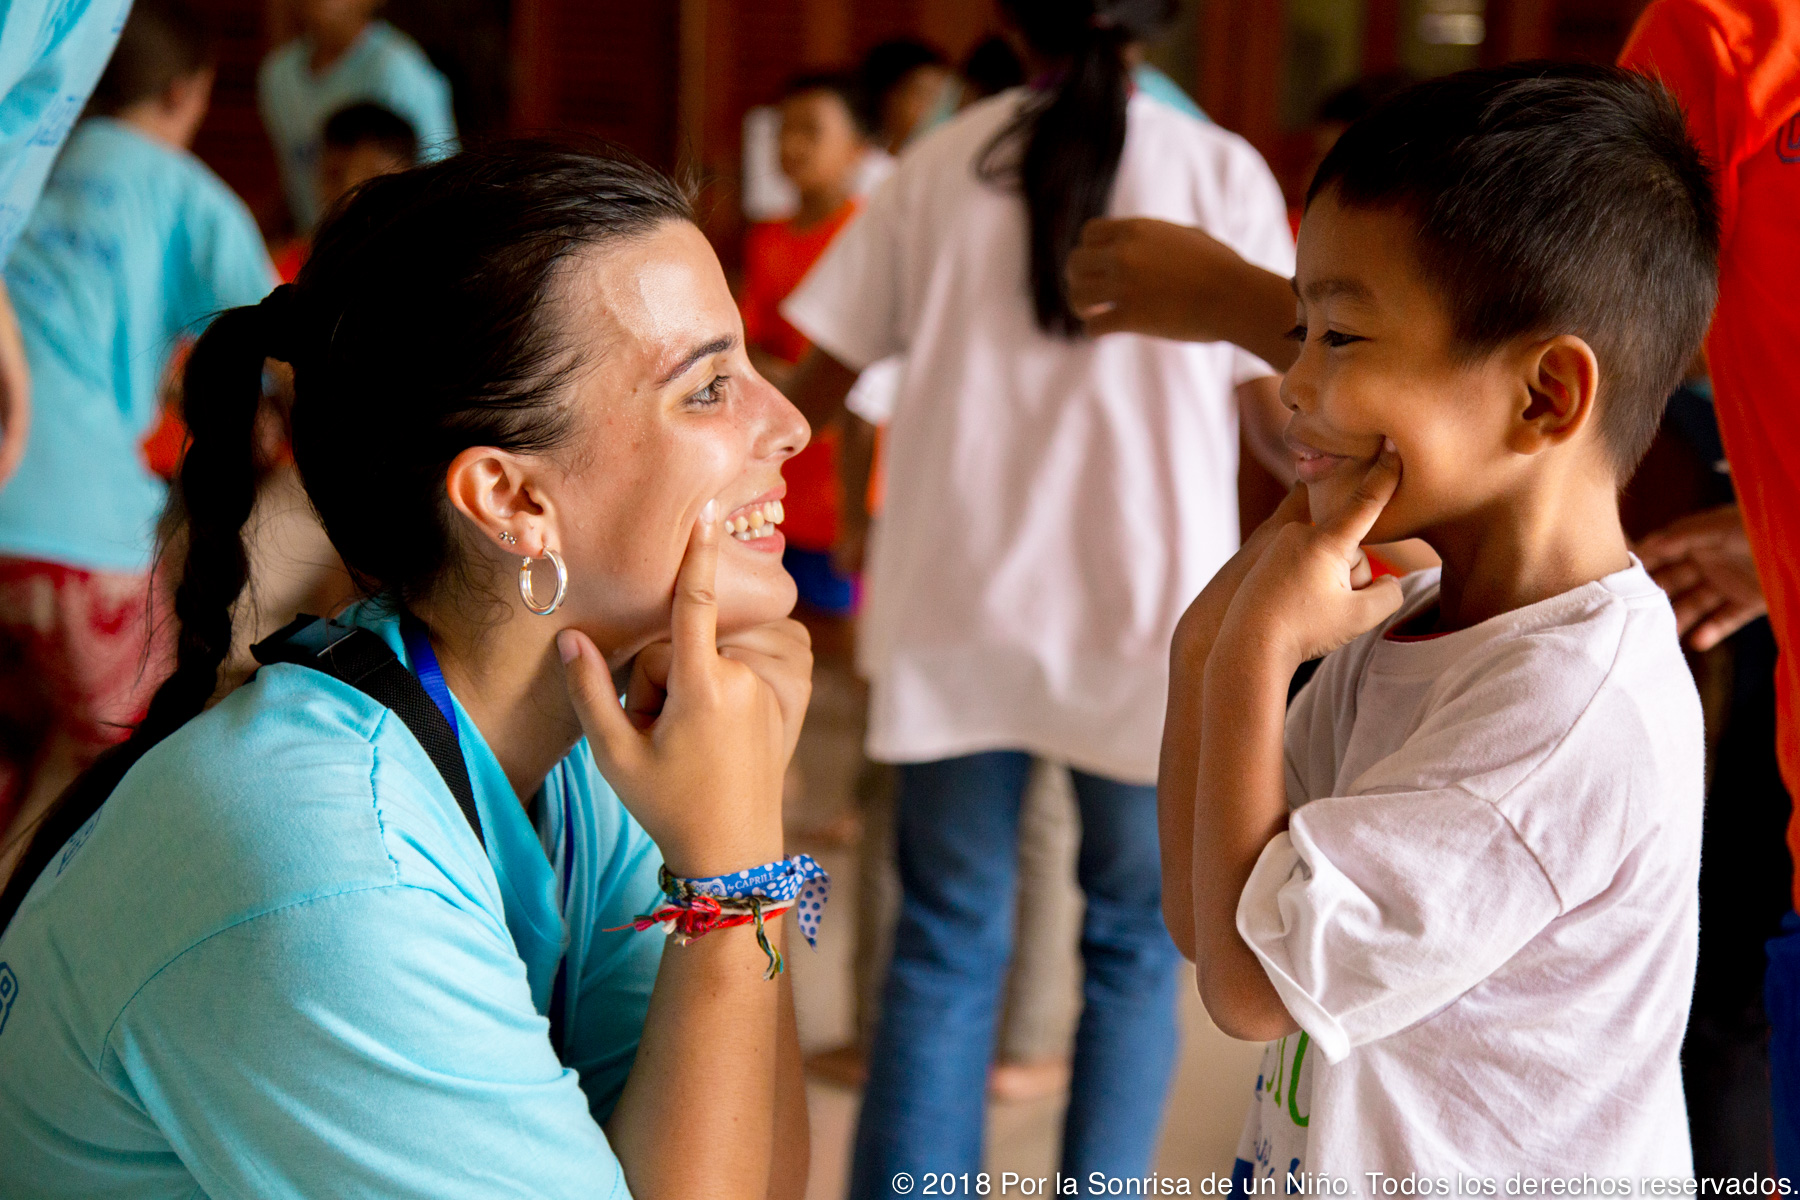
[656,334,737,386]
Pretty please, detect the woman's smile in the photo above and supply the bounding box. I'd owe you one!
[720,488,787,549]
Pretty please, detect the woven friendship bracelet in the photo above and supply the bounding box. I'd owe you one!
[611,854,831,979]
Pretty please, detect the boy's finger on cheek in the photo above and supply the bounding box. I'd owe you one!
[1323,445,1402,548]
[1274,483,1311,523]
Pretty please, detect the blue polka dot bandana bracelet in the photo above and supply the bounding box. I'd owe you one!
[612,854,831,979]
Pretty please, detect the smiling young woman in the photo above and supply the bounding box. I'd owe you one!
[0,145,812,1200]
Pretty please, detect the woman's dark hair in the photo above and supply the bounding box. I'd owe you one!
[1308,63,1718,476]
[982,0,1176,335]
[85,0,214,117]
[0,144,692,933]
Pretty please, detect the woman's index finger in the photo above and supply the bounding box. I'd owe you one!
[669,500,722,682]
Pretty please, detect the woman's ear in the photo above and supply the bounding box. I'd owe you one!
[1509,335,1600,456]
[444,446,553,555]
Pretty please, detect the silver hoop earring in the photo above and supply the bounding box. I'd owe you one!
[519,548,568,616]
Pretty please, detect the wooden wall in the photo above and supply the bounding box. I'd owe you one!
[1202,0,1657,201]
[190,0,1657,240]
[189,0,283,232]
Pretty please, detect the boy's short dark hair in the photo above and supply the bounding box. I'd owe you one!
[85,0,213,117]
[857,38,946,132]
[780,72,872,140]
[322,102,420,163]
[962,35,1026,101]
[1309,62,1719,477]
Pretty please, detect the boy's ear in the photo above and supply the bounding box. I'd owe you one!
[1508,335,1600,456]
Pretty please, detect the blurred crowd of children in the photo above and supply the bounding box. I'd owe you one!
[0,0,451,870]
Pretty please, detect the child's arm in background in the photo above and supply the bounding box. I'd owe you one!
[832,412,877,576]
[1186,445,1403,1039]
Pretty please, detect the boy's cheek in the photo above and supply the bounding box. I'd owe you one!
[1363,501,1418,546]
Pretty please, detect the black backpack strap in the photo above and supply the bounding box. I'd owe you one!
[252,616,485,850]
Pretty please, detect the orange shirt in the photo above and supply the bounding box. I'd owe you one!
[740,201,860,552]
[1621,0,1800,903]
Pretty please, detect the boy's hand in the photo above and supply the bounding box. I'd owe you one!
[1217,441,1406,670]
[1171,483,1311,672]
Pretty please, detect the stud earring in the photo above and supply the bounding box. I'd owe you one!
[518,548,568,616]
[498,531,516,546]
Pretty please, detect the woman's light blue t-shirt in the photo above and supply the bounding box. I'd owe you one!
[0,118,279,572]
[0,603,662,1198]
[258,20,459,230]
[0,0,131,264]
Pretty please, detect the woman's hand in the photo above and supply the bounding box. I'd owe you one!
[559,503,809,878]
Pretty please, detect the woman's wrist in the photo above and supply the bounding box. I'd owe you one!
[658,829,785,881]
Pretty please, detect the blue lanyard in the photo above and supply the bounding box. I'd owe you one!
[399,614,459,741]
[401,612,575,1051]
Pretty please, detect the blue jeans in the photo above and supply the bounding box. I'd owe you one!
[1769,911,1800,1182]
[849,751,1182,1198]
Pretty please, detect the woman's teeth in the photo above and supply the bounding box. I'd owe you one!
[722,499,784,541]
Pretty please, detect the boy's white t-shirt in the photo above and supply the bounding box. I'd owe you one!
[782,89,1293,782]
[1235,563,1702,1182]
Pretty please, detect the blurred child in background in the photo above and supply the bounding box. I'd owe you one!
[0,0,278,868]
[0,0,131,488]
[258,0,456,233]
[741,72,872,618]
[959,35,1027,106]
[274,100,419,280]
[859,39,956,157]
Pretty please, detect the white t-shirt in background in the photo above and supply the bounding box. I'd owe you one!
[783,89,1293,782]
[1235,563,1702,1182]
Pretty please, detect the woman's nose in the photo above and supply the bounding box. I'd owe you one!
[754,373,810,461]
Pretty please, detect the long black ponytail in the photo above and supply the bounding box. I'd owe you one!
[0,143,691,934]
[981,0,1176,336]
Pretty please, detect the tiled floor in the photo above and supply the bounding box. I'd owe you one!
[784,636,1264,1200]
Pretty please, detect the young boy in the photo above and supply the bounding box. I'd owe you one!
[740,72,871,615]
[258,0,455,233]
[273,101,418,280]
[1157,64,1717,1179]
[0,0,277,862]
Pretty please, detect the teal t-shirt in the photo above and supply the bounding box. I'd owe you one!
[0,0,131,263]
[257,20,459,230]
[0,603,662,1198]
[0,118,278,571]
